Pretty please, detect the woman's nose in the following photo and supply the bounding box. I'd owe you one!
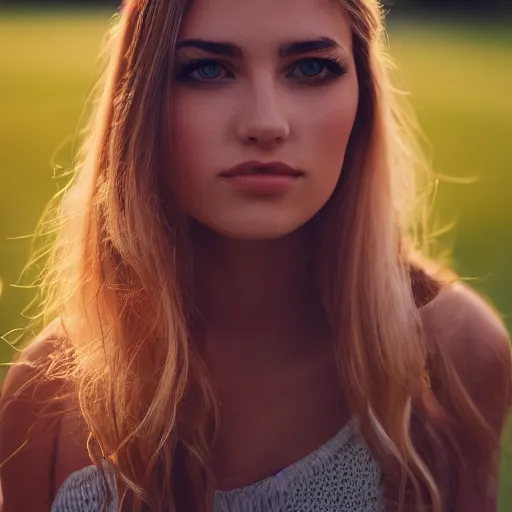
[236,83,291,150]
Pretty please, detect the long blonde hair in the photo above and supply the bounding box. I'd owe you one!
[24,0,496,510]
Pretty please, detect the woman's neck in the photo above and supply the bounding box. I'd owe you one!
[191,224,330,366]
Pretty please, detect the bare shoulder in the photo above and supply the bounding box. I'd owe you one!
[0,318,73,511]
[421,282,512,431]
[1,317,67,401]
[421,281,511,360]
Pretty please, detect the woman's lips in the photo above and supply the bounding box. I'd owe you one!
[220,161,303,195]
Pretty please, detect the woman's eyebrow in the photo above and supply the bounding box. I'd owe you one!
[175,37,345,58]
[176,39,242,57]
[279,37,343,57]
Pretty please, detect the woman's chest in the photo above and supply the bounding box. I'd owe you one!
[213,422,384,512]
[210,351,349,491]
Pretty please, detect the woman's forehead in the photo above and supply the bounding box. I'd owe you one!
[178,0,353,51]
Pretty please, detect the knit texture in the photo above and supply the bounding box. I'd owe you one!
[52,420,384,511]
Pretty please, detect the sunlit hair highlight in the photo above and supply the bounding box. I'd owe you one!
[19,1,497,511]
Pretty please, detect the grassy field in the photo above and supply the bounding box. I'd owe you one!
[0,10,511,507]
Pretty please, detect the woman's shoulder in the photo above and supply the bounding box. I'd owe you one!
[0,317,69,417]
[0,318,90,510]
[420,280,512,431]
[421,281,511,373]
[410,263,510,380]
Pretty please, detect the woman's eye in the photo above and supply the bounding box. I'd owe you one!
[298,59,324,76]
[288,57,347,83]
[175,57,347,84]
[194,62,223,80]
[176,59,231,82]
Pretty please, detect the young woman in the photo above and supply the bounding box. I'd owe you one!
[1,0,511,511]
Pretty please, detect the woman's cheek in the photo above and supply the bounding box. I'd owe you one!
[322,89,358,153]
[172,98,208,177]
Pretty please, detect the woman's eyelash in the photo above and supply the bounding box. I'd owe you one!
[174,57,348,84]
[175,58,232,82]
[289,57,348,82]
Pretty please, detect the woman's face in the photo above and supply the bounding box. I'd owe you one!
[171,0,359,240]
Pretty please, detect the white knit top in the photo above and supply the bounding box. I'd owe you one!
[52,420,384,511]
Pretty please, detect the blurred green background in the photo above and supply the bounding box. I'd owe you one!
[0,5,511,508]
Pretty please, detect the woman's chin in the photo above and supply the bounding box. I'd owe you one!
[192,218,310,242]
[212,226,302,241]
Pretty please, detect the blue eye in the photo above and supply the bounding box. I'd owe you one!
[175,57,347,85]
[175,59,230,82]
[288,57,347,84]
[196,62,222,80]
[298,59,324,77]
